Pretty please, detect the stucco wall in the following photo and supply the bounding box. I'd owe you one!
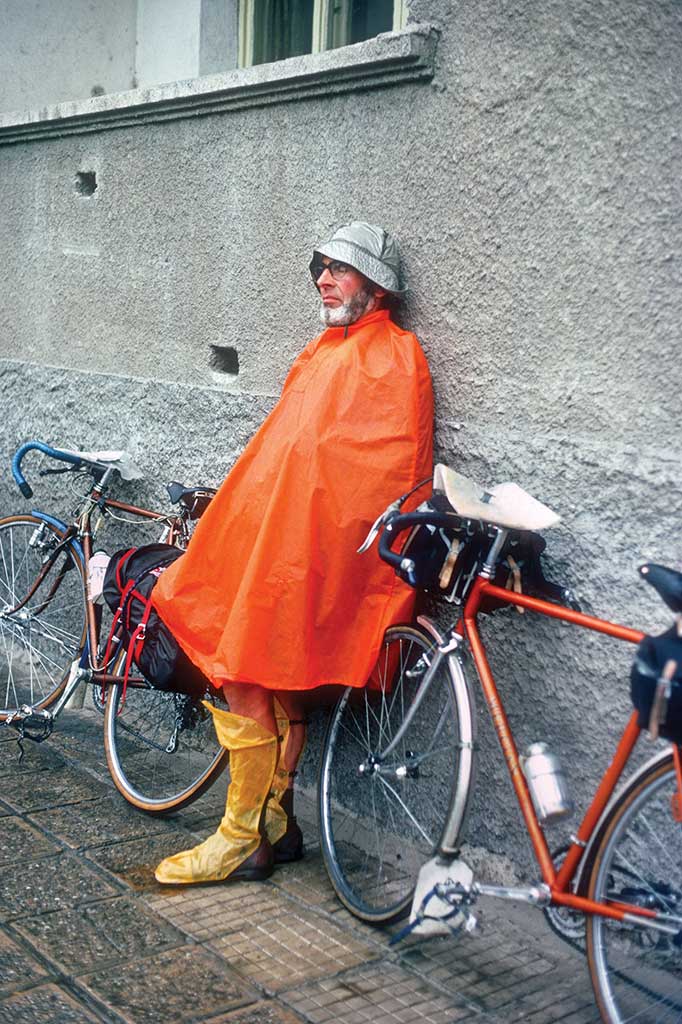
[0,0,137,113]
[1,0,681,874]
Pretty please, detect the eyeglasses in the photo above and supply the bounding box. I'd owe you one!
[309,258,352,284]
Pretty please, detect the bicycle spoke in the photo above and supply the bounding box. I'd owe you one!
[319,625,462,923]
[588,758,682,1024]
[0,518,84,716]
[377,775,434,846]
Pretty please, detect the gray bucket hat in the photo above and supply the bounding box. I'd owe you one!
[312,221,405,295]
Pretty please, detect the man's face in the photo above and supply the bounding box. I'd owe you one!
[314,258,384,326]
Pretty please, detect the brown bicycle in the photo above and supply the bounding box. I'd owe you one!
[0,440,228,813]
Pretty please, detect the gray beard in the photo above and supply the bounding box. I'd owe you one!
[319,287,374,326]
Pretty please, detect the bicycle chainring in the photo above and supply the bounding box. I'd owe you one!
[543,846,586,951]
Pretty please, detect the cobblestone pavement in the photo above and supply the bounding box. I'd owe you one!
[0,711,601,1024]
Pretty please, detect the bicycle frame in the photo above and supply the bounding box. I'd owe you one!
[461,576,653,919]
[374,551,682,935]
[79,487,179,683]
[21,474,182,695]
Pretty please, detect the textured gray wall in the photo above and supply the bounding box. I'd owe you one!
[1,0,681,875]
[0,0,137,113]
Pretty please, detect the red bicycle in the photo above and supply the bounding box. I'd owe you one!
[318,465,682,1024]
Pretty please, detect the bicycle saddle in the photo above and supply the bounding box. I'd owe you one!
[433,464,560,532]
[166,482,217,519]
[639,563,682,614]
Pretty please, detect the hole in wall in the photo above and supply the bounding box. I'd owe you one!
[75,171,97,196]
[209,345,239,376]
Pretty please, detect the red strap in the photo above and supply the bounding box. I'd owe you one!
[132,597,154,663]
[103,610,122,669]
[118,618,144,716]
[114,548,137,590]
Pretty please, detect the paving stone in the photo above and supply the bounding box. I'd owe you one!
[0,852,118,922]
[170,778,230,833]
[145,879,281,942]
[555,1009,602,1024]
[14,895,186,973]
[282,962,475,1023]
[46,710,111,763]
[0,740,67,776]
[269,852,346,916]
[0,766,112,813]
[32,794,179,850]
[0,815,63,865]
[207,890,381,993]
[398,915,594,1020]
[205,1000,306,1023]
[79,945,254,1024]
[269,850,395,944]
[0,983,102,1023]
[86,830,199,891]
[0,929,50,995]
[500,971,600,1022]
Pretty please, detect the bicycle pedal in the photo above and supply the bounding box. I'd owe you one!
[407,855,475,939]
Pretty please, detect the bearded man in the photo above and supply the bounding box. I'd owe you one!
[153,221,433,885]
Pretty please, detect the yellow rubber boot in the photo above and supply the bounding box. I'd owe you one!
[155,704,277,885]
[265,699,305,862]
[264,700,291,846]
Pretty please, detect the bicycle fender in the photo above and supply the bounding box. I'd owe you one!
[417,615,478,856]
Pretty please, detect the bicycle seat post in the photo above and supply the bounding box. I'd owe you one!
[480,528,508,579]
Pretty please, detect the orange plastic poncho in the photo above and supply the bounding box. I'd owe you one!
[153,308,433,692]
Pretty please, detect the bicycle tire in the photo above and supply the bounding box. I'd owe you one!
[318,624,465,924]
[103,663,229,815]
[0,514,86,720]
[585,752,682,1023]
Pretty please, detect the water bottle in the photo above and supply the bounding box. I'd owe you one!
[522,743,574,824]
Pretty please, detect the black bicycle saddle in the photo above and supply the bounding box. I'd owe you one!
[639,563,682,614]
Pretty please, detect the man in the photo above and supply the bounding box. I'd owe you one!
[153,221,433,885]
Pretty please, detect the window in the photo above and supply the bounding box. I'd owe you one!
[239,0,407,68]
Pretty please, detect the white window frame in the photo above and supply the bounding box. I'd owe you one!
[239,0,407,68]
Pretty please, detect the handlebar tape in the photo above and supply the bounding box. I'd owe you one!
[12,441,83,500]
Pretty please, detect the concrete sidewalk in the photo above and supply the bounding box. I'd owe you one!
[0,710,600,1024]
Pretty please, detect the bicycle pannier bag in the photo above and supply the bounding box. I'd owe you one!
[102,543,210,699]
[630,627,682,744]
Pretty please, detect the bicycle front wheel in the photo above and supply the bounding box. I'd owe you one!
[586,752,682,1023]
[0,515,86,719]
[104,667,229,815]
[319,624,464,924]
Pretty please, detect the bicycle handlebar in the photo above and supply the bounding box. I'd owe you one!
[12,441,85,499]
[378,510,470,587]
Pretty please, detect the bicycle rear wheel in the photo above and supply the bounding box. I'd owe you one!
[318,624,464,924]
[104,665,229,814]
[586,752,682,1023]
[0,515,86,719]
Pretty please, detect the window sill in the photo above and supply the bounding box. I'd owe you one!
[0,24,438,145]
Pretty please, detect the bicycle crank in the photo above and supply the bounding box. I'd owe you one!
[3,705,54,759]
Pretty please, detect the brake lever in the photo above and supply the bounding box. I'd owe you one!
[357,500,401,554]
[39,466,79,477]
